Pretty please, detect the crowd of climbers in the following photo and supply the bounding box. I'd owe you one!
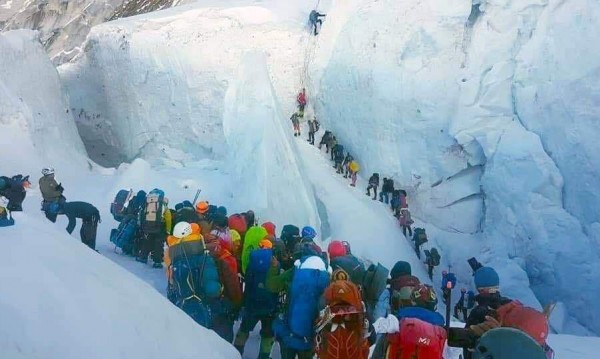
[2,164,555,358]
[106,190,554,359]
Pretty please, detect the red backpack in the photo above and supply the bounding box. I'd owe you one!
[315,270,369,359]
[386,318,446,359]
[496,301,549,346]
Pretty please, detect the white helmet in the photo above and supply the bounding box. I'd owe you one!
[173,222,192,239]
[42,167,55,176]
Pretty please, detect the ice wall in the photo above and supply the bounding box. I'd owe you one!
[0,30,88,175]
[315,0,600,333]
[59,3,308,167]
[223,51,320,230]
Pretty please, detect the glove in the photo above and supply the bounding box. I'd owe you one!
[56,183,64,193]
[469,316,501,336]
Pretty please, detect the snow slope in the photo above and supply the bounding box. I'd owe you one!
[0,30,89,175]
[0,211,239,359]
[312,0,600,334]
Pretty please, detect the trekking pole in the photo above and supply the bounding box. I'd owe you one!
[192,189,202,206]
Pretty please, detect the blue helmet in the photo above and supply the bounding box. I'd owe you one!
[301,226,317,240]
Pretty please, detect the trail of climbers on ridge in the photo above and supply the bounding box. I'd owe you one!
[293,128,431,282]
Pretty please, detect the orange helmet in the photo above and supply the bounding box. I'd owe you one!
[196,201,209,214]
[259,239,273,249]
[190,223,201,235]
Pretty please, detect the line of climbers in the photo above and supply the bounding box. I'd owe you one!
[298,112,442,282]
[1,169,101,250]
[107,187,555,359]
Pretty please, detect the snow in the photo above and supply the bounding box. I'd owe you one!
[0,199,239,359]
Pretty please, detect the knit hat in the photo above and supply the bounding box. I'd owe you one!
[474,267,500,289]
[391,261,412,279]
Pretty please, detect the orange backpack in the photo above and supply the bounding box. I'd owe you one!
[496,301,549,346]
[315,270,369,359]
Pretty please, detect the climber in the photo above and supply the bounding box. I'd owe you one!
[290,112,301,137]
[349,159,360,187]
[297,88,307,113]
[137,189,171,268]
[319,130,332,151]
[309,10,326,36]
[0,174,30,212]
[379,177,394,204]
[195,201,212,236]
[62,201,101,250]
[333,144,345,173]
[39,167,66,223]
[328,240,366,286]
[308,117,318,145]
[234,239,278,359]
[270,254,330,359]
[366,173,380,200]
[398,207,413,237]
[329,136,338,161]
[0,196,15,227]
[342,152,354,178]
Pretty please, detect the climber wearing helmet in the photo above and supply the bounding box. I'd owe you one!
[39,167,65,222]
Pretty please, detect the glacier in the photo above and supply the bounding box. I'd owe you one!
[0,0,599,350]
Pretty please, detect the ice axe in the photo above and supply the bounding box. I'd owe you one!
[192,189,202,206]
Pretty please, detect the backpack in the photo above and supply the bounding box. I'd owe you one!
[385,317,447,359]
[495,301,549,346]
[110,189,132,222]
[315,272,369,359]
[389,276,422,311]
[170,240,222,327]
[362,263,389,307]
[473,327,548,359]
[110,217,137,253]
[429,248,440,266]
[331,255,366,287]
[413,228,428,246]
[244,248,279,316]
[241,226,268,274]
[142,189,168,233]
[273,256,331,351]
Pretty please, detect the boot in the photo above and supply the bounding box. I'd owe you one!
[152,262,163,268]
[136,256,148,264]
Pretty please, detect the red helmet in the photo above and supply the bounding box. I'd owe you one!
[327,240,347,259]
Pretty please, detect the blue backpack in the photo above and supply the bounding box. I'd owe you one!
[273,257,330,350]
[110,189,132,222]
[110,217,137,253]
[396,306,445,327]
[245,249,279,316]
[171,241,221,327]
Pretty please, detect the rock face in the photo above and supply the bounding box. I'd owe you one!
[0,0,185,65]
